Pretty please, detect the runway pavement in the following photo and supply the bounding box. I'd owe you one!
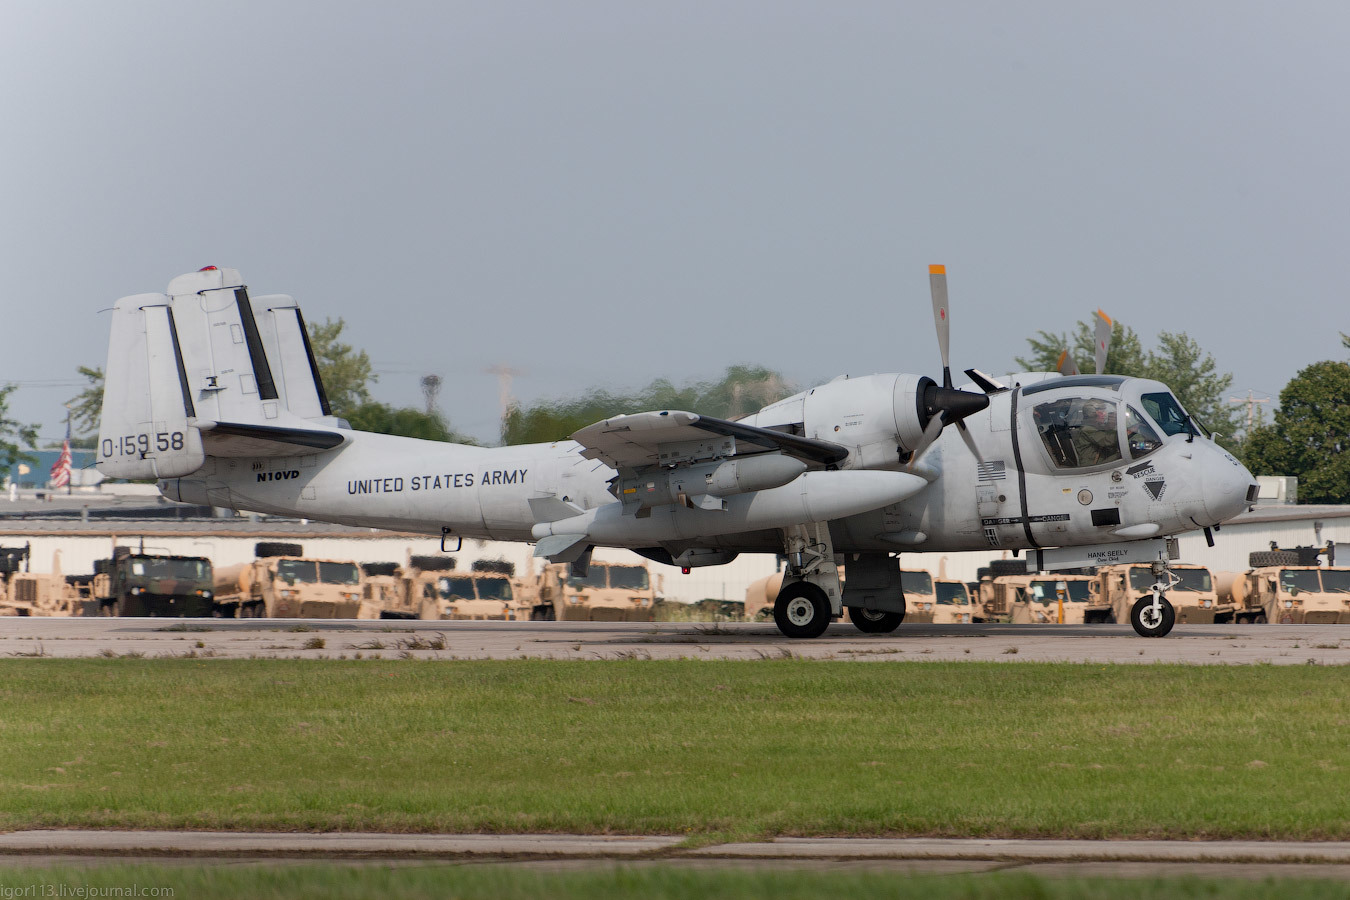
[1,617,1348,664]
[2,831,1350,879]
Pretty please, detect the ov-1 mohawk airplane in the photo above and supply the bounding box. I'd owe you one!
[97,266,1258,638]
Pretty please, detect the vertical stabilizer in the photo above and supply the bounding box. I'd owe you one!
[249,294,332,420]
[98,293,207,478]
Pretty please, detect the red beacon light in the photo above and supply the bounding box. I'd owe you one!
[198,265,218,272]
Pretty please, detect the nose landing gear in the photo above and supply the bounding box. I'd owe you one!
[1131,560,1178,637]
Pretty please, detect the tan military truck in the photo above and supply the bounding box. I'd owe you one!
[1217,547,1348,625]
[419,559,534,621]
[993,574,1097,624]
[534,561,660,621]
[213,542,364,618]
[1093,563,1225,625]
[0,546,99,617]
[930,579,976,624]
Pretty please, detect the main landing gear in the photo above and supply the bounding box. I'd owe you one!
[1131,560,1177,637]
[773,523,841,639]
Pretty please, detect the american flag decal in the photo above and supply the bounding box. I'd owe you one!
[976,460,1007,482]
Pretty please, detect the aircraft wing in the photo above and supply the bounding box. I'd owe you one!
[571,410,848,470]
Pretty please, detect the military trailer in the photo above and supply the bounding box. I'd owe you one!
[534,562,659,621]
[93,547,214,617]
[1093,563,1225,625]
[213,542,362,618]
[1217,546,1348,625]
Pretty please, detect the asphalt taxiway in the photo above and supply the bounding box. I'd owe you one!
[1,618,1347,664]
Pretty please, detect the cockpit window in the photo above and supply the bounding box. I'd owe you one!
[1141,392,1192,437]
[1125,406,1163,459]
[1032,397,1123,469]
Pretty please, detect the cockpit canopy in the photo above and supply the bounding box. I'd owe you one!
[1023,377,1193,471]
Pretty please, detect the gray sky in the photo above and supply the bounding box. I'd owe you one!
[4,1,1347,445]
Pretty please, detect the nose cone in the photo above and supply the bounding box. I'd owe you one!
[1201,444,1257,525]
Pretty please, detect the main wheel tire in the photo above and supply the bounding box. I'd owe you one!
[1254,613,1268,624]
[1130,595,1175,637]
[774,582,832,639]
[848,604,904,634]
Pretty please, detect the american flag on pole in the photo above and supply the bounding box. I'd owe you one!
[49,422,72,489]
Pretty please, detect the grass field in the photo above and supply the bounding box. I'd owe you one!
[0,659,1347,839]
[1,864,1349,900]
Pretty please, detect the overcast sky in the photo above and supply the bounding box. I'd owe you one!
[3,1,1347,445]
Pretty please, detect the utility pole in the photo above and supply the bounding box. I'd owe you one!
[486,364,524,433]
[1228,390,1270,433]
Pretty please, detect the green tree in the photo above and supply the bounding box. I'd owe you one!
[1243,361,1350,504]
[345,401,476,444]
[1016,320,1147,378]
[306,317,375,418]
[68,366,104,437]
[0,385,38,471]
[502,366,793,445]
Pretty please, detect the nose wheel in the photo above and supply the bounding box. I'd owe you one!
[1130,595,1175,636]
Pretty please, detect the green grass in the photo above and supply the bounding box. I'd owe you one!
[0,864,1347,900]
[0,659,1347,838]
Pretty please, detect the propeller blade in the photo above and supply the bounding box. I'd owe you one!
[929,264,952,387]
[1094,309,1113,375]
[1056,348,1080,377]
[955,419,984,464]
[907,412,946,472]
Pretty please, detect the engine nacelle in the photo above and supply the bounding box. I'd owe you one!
[791,373,938,467]
[619,454,806,509]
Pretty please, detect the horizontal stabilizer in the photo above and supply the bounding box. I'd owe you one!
[198,421,347,457]
[533,533,592,564]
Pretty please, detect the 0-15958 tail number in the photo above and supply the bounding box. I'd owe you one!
[102,432,185,457]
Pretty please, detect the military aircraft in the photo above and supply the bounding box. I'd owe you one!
[96,266,1258,639]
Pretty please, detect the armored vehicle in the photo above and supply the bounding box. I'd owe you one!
[213,542,362,618]
[534,562,659,621]
[1217,546,1347,624]
[94,547,214,617]
[1093,563,1225,625]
